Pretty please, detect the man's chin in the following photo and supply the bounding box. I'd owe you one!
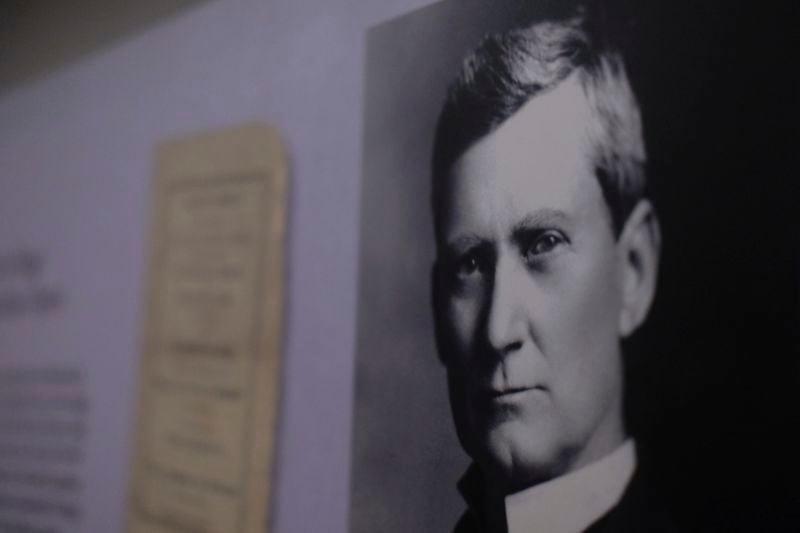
[477,430,571,492]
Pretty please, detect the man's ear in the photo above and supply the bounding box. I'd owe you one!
[617,199,661,338]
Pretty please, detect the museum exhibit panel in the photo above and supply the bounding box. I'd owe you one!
[1,1,797,533]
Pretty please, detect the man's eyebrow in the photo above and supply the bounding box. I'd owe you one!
[443,234,485,255]
[511,209,571,234]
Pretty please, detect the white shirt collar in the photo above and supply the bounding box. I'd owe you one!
[505,440,637,533]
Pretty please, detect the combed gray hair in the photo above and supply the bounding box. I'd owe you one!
[432,15,646,234]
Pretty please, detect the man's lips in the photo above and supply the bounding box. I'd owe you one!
[478,385,545,399]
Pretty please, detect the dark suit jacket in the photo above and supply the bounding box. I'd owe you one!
[453,460,680,533]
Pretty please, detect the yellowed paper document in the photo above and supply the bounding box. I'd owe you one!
[127,123,287,533]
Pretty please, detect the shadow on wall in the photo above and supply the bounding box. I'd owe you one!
[0,0,210,92]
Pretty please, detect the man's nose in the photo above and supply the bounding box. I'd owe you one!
[485,256,525,357]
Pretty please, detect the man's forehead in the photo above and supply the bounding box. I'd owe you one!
[449,72,593,182]
[439,74,600,239]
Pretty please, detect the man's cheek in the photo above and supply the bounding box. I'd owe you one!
[560,255,620,331]
[538,265,619,373]
[554,265,623,397]
[447,298,479,355]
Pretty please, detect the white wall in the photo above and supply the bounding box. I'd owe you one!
[0,1,435,531]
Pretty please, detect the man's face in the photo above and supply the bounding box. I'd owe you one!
[435,75,628,491]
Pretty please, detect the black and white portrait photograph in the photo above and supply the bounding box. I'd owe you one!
[350,1,798,532]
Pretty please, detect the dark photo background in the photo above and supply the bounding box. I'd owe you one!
[350,1,799,532]
[615,0,800,531]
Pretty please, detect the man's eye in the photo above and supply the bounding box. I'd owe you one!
[455,254,483,279]
[524,232,565,261]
